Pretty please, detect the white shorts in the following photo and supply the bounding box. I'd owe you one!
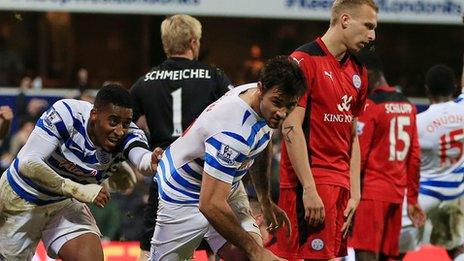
[0,174,101,260]
[150,182,260,261]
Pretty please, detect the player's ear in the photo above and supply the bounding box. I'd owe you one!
[341,13,350,29]
[189,38,198,48]
[257,81,264,94]
[90,108,98,121]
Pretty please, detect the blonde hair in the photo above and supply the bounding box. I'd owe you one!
[161,14,202,57]
[330,0,379,26]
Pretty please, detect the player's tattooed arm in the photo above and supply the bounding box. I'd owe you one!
[283,125,295,144]
[282,107,325,226]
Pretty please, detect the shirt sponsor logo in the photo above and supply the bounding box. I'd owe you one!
[144,69,211,81]
[58,161,88,177]
[323,113,353,123]
[323,95,354,123]
[337,95,352,112]
[311,238,324,251]
[216,144,239,166]
[352,74,362,89]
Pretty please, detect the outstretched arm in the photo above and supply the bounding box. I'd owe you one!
[127,146,163,176]
[18,128,109,207]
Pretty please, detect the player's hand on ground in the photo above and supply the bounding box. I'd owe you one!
[151,147,164,171]
[93,185,110,208]
[407,203,426,227]
[0,106,13,121]
[302,188,325,226]
[250,248,287,261]
[263,201,291,236]
[341,197,359,238]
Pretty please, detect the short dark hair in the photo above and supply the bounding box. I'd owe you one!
[260,56,306,98]
[94,83,133,110]
[425,65,456,97]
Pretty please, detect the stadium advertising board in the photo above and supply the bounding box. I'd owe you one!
[0,0,462,24]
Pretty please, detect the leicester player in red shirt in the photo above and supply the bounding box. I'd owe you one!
[269,0,378,259]
[348,52,425,260]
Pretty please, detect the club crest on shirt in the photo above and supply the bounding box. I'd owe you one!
[357,121,365,135]
[311,238,324,251]
[352,74,362,89]
[216,144,239,166]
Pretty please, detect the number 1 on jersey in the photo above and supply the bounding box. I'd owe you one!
[389,116,411,161]
[171,88,182,137]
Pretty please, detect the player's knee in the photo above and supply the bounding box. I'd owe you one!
[58,233,103,261]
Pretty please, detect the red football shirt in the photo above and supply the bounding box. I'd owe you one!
[280,38,368,189]
[357,85,420,204]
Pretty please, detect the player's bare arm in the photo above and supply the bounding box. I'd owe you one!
[405,113,426,227]
[100,145,161,193]
[282,106,325,226]
[199,172,282,261]
[249,142,291,236]
[282,125,294,144]
[151,147,163,170]
[341,118,361,237]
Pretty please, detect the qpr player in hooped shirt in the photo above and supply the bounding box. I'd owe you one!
[0,84,162,261]
[151,56,306,261]
[400,65,464,260]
